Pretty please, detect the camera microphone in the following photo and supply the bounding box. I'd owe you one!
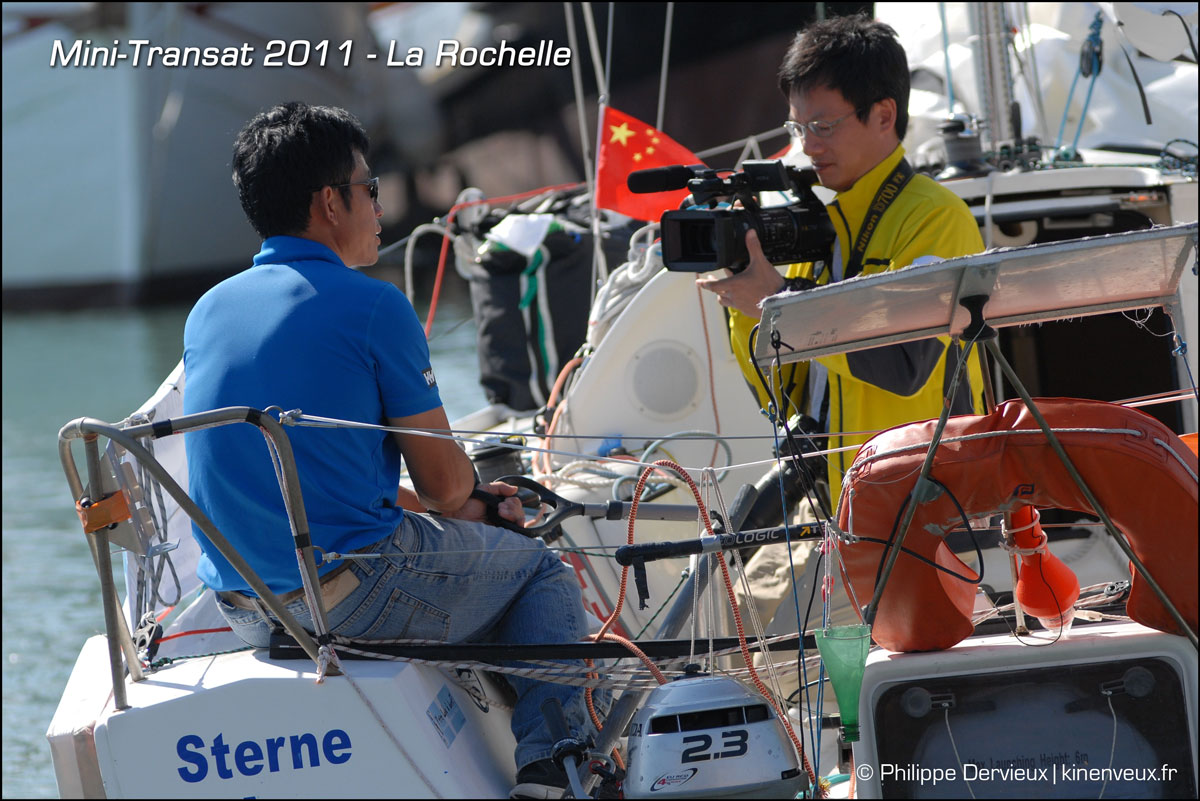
[626,165,699,194]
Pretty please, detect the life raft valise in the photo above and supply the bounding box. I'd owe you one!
[836,398,1198,652]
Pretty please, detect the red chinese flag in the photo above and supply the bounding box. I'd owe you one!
[595,106,703,222]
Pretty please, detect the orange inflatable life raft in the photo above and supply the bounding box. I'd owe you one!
[836,398,1198,653]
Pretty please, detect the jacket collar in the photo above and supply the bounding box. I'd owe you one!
[253,235,347,268]
[831,144,907,233]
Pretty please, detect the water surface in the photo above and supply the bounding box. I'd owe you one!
[1,290,483,797]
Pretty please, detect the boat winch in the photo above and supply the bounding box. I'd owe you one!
[624,675,807,799]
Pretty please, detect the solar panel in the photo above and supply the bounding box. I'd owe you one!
[755,223,1197,365]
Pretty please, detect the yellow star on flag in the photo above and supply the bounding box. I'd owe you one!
[609,122,635,146]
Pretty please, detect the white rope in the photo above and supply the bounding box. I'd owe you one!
[972,582,1132,626]
[315,644,342,684]
[1099,691,1120,798]
[403,223,454,302]
[999,506,1048,556]
[327,641,815,693]
[944,706,976,799]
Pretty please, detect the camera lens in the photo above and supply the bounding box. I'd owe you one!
[682,220,716,259]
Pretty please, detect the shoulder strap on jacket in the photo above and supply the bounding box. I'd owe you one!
[844,158,915,280]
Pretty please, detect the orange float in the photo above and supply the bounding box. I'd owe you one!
[1009,504,1081,632]
[836,398,1198,652]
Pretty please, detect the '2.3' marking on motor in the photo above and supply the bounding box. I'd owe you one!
[681,729,749,763]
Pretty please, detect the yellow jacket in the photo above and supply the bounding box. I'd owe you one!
[729,145,986,501]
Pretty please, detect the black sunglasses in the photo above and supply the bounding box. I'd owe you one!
[331,176,379,201]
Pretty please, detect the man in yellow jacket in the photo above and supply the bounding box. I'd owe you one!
[698,15,986,636]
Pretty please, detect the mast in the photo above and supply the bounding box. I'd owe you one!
[970,3,1017,157]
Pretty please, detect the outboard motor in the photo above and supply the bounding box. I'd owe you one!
[624,676,807,799]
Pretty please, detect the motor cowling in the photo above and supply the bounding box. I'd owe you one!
[624,676,806,799]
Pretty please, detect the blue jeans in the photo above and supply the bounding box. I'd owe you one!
[215,512,608,769]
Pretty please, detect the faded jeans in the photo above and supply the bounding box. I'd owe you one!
[215,512,608,769]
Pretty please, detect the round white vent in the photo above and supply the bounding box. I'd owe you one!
[625,340,703,420]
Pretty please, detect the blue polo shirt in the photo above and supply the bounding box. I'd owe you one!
[183,236,443,594]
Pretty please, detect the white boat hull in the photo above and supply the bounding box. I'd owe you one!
[52,634,520,798]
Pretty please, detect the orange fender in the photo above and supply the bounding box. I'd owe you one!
[836,398,1198,652]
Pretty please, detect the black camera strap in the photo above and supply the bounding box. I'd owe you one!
[843,157,915,280]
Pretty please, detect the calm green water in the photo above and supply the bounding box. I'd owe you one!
[1,290,483,797]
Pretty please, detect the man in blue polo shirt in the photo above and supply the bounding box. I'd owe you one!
[183,102,600,798]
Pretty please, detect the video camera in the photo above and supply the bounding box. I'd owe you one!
[629,160,835,273]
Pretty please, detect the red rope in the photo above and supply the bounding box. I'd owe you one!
[591,459,819,794]
[538,357,584,476]
[154,626,233,644]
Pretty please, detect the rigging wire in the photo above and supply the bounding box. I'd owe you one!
[656,3,674,132]
[582,2,611,291]
[563,3,593,199]
[938,2,956,112]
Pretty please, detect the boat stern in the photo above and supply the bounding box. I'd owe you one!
[46,635,112,798]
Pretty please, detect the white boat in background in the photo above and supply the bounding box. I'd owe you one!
[1,2,441,308]
[879,2,1199,428]
[44,3,1199,798]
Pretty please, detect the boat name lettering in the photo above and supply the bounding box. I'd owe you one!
[176,729,351,783]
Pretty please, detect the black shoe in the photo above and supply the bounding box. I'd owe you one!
[511,759,568,799]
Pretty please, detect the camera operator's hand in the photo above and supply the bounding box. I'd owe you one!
[695,229,786,317]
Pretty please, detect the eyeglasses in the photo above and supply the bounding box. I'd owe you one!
[783,110,859,140]
[332,176,379,201]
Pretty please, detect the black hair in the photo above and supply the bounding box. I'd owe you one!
[777,14,909,140]
[231,102,370,239]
